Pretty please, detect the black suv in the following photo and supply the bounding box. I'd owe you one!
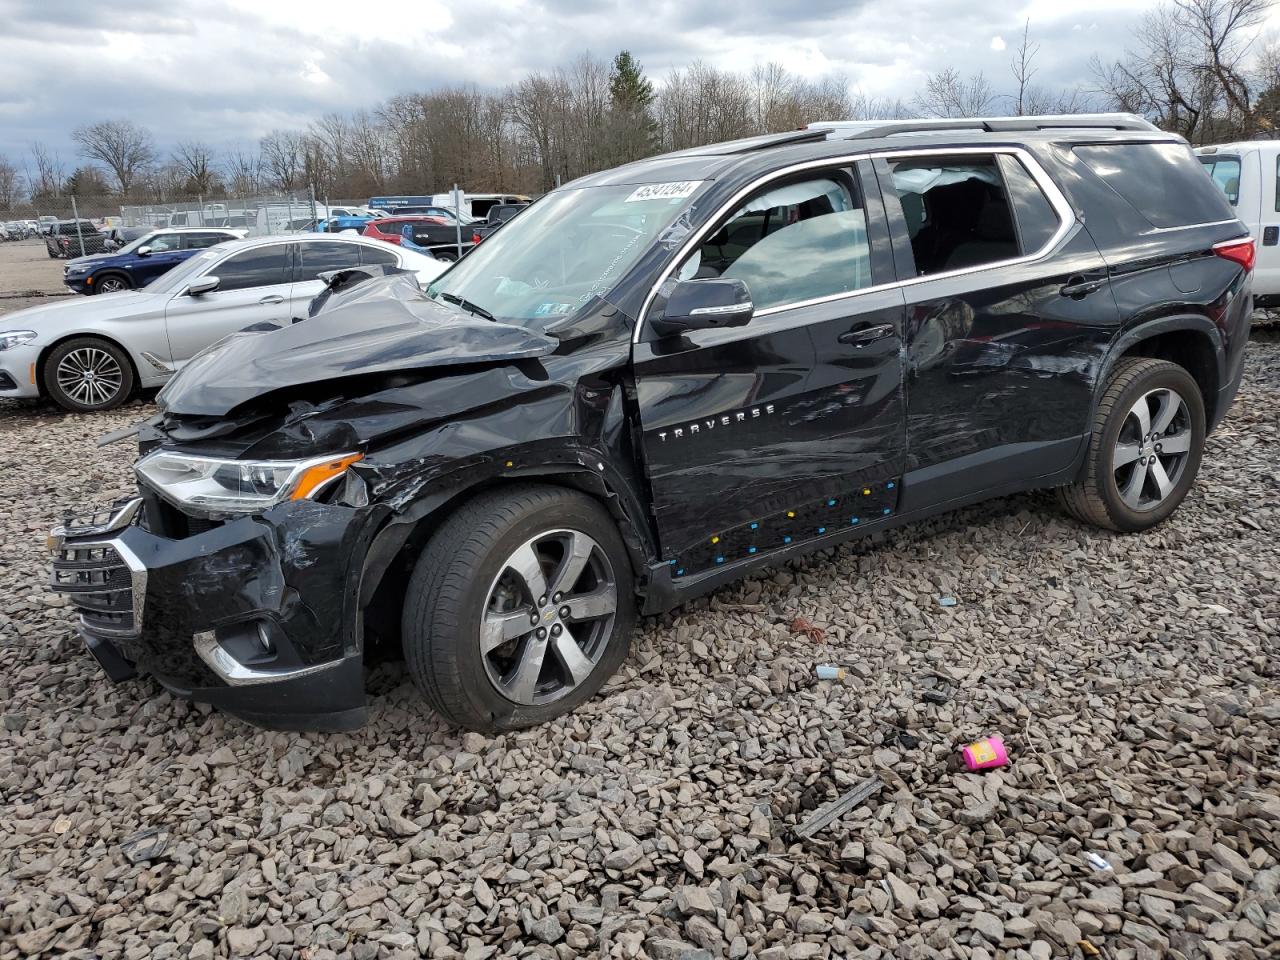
[50,115,1253,732]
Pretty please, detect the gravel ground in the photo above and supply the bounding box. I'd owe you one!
[0,239,72,297]
[0,332,1277,960]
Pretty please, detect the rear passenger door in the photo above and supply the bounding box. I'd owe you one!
[633,164,907,578]
[874,148,1118,511]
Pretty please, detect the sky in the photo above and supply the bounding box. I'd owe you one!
[0,0,1258,165]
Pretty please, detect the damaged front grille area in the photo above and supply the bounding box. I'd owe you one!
[49,498,147,639]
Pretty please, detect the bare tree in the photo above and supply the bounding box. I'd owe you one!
[0,156,25,210]
[1010,20,1039,116]
[223,149,262,196]
[259,130,306,190]
[71,120,156,195]
[916,68,994,117]
[172,141,219,195]
[25,141,65,200]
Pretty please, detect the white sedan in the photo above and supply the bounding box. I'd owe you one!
[0,234,446,412]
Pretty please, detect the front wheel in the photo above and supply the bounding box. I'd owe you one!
[93,273,132,294]
[1057,357,1205,532]
[402,484,635,731]
[43,337,136,412]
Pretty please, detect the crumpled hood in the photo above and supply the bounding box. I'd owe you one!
[157,294,558,417]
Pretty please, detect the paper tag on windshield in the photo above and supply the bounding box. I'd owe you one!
[625,181,701,203]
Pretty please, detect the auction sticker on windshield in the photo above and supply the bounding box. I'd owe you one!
[625,181,702,203]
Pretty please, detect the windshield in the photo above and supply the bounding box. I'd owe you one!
[146,247,226,295]
[427,182,704,324]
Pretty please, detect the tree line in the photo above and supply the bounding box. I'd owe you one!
[1,0,1277,214]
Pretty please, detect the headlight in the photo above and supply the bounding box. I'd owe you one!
[0,330,37,351]
[135,450,363,515]
[66,265,88,275]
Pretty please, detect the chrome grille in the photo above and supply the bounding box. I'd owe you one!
[49,498,146,639]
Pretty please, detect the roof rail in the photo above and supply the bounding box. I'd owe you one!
[807,113,1159,141]
[654,128,831,160]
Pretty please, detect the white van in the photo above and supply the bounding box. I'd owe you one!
[1195,142,1280,304]
[427,192,530,220]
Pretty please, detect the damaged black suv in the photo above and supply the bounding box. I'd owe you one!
[51,115,1253,732]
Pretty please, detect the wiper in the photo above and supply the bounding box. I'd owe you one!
[438,291,496,322]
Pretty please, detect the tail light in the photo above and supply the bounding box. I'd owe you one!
[61,238,70,248]
[1213,237,1255,272]
[472,232,482,244]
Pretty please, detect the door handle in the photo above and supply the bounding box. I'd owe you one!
[838,323,895,347]
[1059,276,1106,299]
[258,294,285,304]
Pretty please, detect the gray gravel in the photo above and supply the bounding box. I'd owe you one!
[1,333,1277,960]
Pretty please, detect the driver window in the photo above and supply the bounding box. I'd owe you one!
[149,233,181,252]
[677,175,872,312]
[210,244,291,292]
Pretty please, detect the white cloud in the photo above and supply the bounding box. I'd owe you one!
[990,36,1007,52]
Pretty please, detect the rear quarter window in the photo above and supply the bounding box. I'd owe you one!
[1073,142,1235,229]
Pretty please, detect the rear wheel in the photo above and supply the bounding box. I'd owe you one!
[1057,358,1205,532]
[402,484,635,731]
[433,250,458,262]
[42,337,135,412]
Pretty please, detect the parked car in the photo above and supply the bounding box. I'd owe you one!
[63,227,246,295]
[2,222,24,241]
[0,235,445,411]
[472,202,529,244]
[316,215,374,234]
[363,216,472,260]
[45,220,110,258]
[1195,141,1280,306]
[388,205,480,224]
[104,226,153,251]
[45,115,1253,733]
[428,192,530,219]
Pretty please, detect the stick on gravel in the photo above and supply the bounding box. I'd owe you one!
[794,775,882,839]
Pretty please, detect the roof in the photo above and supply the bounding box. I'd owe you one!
[567,113,1179,192]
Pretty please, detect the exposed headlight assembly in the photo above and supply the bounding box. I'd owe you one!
[135,450,363,515]
[0,330,37,351]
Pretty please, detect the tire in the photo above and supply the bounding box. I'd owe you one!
[93,273,132,294]
[42,337,136,412]
[402,483,636,732]
[1057,357,1205,532]
[433,251,458,262]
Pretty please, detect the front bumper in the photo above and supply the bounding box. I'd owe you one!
[63,275,90,294]
[49,495,372,730]
[0,343,41,398]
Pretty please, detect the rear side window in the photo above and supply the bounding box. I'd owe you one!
[185,232,229,250]
[298,240,362,280]
[996,155,1061,253]
[679,174,874,312]
[888,156,1021,276]
[1197,155,1241,206]
[212,244,291,291]
[1074,143,1235,228]
[361,245,398,267]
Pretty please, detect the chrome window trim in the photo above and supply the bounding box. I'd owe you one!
[633,145,1075,342]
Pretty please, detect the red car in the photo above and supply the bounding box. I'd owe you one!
[362,216,450,246]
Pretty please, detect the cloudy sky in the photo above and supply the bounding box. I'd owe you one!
[0,0,1265,162]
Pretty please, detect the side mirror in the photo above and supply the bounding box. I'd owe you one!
[135,246,152,257]
[652,279,754,337]
[186,276,220,296]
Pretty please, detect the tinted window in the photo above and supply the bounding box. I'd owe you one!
[185,232,230,250]
[1197,155,1241,206]
[679,175,872,311]
[889,156,1020,275]
[361,245,398,267]
[298,240,362,280]
[997,154,1061,253]
[211,244,290,291]
[1074,143,1235,228]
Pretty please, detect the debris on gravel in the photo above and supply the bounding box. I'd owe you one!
[1,335,1278,959]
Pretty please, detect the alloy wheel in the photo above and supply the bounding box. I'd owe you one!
[97,277,127,293]
[1112,387,1193,511]
[56,348,124,407]
[480,528,617,705]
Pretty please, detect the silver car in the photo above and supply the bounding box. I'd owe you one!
[0,234,446,412]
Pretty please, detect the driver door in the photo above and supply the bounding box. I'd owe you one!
[632,164,908,577]
[162,242,295,368]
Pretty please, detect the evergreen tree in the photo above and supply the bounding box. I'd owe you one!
[610,51,655,110]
